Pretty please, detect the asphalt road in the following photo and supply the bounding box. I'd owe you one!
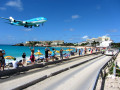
[25,55,112,90]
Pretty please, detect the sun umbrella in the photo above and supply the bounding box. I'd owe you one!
[56,50,60,53]
[48,51,52,54]
[35,52,43,59]
[4,56,15,69]
[35,52,43,55]
[66,49,73,51]
[5,56,14,59]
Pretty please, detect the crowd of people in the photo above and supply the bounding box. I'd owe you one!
[0,47,101,71]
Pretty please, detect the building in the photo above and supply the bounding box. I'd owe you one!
[51,40,64,46]
[86,36,113,47]
[25,40,64,46]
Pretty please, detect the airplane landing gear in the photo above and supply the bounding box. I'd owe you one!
[24,25,28,28]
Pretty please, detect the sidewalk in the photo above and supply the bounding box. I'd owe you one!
[104,53,120,90]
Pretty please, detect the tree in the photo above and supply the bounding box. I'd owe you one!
[80,42,89,46]
[91,41,97,47]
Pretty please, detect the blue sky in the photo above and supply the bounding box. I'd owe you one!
[0,0,120,44]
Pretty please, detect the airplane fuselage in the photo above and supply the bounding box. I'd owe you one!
[0,16,47,28]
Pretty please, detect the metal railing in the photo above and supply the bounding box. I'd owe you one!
[93,51,119,90]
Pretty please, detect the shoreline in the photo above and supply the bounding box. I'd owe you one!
[12,45,95,48]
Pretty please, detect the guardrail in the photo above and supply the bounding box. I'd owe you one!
[93,51,119,90]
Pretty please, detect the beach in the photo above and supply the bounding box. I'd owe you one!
[0,45,75,63]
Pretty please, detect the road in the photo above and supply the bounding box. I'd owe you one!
[0,54,103,90]
[25,55,112,90]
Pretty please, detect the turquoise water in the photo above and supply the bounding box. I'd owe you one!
[0,45,75,63]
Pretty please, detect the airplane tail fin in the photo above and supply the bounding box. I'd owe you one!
[9,17,14,22]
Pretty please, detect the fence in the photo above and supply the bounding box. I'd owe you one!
[93,51,119,90]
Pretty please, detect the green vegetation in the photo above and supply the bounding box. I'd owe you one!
[29,41,39,46]
[80,42,89,46]
[111,43,120,48]
[91,41,99,47]
[109,63,114,74]
[63,42,74,46]
[109,63,120,77]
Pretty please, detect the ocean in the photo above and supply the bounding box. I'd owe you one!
[0,45,75,63]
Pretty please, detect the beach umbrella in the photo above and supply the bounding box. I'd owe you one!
[4,56,14,59]
[35,52,43,59]
[66,49,73,51]
[48,51,52,54]
[35,52,43,55]
[4,56,15,69]
[56,50,60,53]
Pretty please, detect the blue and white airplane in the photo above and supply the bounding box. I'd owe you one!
[0,16,47,28]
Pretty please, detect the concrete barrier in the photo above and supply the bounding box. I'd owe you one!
[13,75,48,90]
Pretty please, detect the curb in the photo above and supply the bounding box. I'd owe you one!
[13,75,47,90]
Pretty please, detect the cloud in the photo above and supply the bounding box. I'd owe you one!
[64,20,71,22]
[6,0,23,11]
[64,14,81,22]
[21,28,33,31]
[110,35,120,37]
[69,28,74,31]
[103,34,109,37]
[108,29,118,33]
[69,38,73,41]
[64,28,75,32]
[0,7,6,10]
[72,15,80,19]
[8,35,15,40]
[100,34,110,38]
[82,35,89,39]
[96,5,101,10]
[69,37,81,41]
[33,38,37,41]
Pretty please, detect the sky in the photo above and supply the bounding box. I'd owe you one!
[0,0,120,44]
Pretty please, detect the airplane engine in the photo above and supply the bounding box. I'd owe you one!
[22,21,26,24]
[9,17,14,22]
[34,24,40,27]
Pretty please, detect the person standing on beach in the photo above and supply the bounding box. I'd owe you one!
[29,46,35,64]
[51,48,55,62]
[76,48,77,53]
[29,46,35,55]
[0,49,5,71]
[79,49,81,56]
[22,52,26,65]
[82,48,84,56]
[60,49,63,60]
[30,54,35,64]
[91,49,93,54]
[85,47,87,54]
[89,48,91,52]
[38,49,40,52]
[45,47,49,62]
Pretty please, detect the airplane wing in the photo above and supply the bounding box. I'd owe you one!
[0,17,10,20]
[0,17,22,22]
[5,22,14,25]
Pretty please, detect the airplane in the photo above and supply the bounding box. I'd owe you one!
[0,16,47,28]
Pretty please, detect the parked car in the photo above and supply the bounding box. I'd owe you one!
[105,50,114,56]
